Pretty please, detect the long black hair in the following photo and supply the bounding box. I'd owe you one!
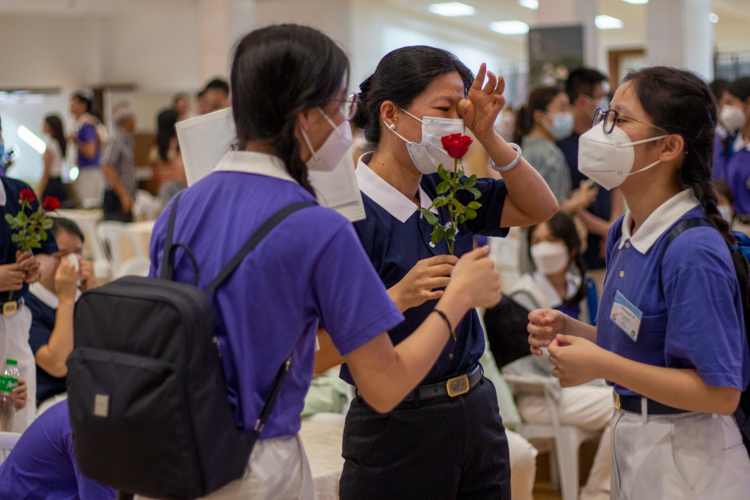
[156,109,178,162]
[44,114,67,158]
[527,211,588,307]
[352,46,473,147]
[231,24,349,197]
[512,86,562,144]
[623,66,750,313]
[727,77,750,104]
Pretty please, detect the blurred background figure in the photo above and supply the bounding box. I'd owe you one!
[202,78,230,112]
[69,91,104,207]
[101,104,137,222]
[148,109,186,207]
[172,93,193,122]
[36,115,67,204]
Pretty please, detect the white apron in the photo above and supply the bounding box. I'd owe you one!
[138,434,314,500]
[0,302,37,433]
[611,407,750,500]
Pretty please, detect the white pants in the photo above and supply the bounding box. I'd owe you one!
[507,429,538,500]
[138,434,313,500]
[611,409,750,500]
[516,385,613,493]
[74,167,104,207]
[0,304,36,433]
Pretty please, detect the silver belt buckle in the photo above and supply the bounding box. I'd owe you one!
[446,374,470,397]
[613,391,621,410]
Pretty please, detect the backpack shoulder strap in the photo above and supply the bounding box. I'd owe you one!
[159,191,184,281]
[658,217,713,294]
[205,201,315,294]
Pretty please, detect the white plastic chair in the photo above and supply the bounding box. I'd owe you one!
[0,431,21,465]
[117,257,152,278]
[503,374,600,500]
[133,190,162,222]
[97,222,148,278]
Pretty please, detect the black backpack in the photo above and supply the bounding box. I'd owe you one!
[67,193,313,499]
[614,217,750,457]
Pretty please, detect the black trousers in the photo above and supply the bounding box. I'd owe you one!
[102,189,133,223]
[339,376,511,500]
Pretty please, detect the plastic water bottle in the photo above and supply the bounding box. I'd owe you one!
[0,359,20,432]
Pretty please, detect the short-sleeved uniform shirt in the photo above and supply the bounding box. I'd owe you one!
[75,114,100,168]
[521,135,571,204]
[597,189,750,396]
[0,400,116,500]
[101,126,137,197]
[712,130,735,183]
[149,151,403,439]
[339,155,508,385]
[1,176,58,305]
[558,133,612,269]
[26,283,78,406]
[725,137,750,215]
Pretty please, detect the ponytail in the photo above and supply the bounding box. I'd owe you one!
[513,86,564,145]
[512,104,531,145]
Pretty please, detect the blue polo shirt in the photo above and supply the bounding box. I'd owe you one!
[149,151,403,439]
[0,400,116,500]
[725,138,750,215]
[558,133,612,269]
[712,131,735,183]
[76,121,100,168]
[339,156,508,385]
[597,189,750,397]
[1,176,58,304]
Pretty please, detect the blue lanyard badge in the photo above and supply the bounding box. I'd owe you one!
[610,291,642,342]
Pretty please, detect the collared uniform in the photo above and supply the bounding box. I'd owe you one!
[338,154,511,500]
[146,151,403,500]
[726,136,750,215]
[0,176,58,432]
[73,113,105,206]
[599,189,750,500]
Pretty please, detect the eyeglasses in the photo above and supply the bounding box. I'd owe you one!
[332,93,360,122]
[592,108,667,135]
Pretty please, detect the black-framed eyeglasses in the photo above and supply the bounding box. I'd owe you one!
[592,107,667,134]
[332,93,360,122]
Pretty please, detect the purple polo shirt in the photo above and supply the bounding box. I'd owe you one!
[149,151,403,439]
[76,123,100,168]
[0,400,116,500]
[725,140,750,215]
[598,190,750,397]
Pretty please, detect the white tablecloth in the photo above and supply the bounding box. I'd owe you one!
[299,422,345,500]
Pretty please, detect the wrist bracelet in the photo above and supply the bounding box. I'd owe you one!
[432,308,453,336]
[490,142,522,172]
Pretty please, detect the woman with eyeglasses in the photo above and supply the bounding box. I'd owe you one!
[528,67,750,499]
[312,46,557,500]
[147,26,501,500]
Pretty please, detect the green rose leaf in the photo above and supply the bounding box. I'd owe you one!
[465,175,477,188]
[436,181,450,194]
[468,187,482,200]
[450,199,465,214]
[468,201,481,210]
[456,169,465,178]
[432,196,449,208]
[16,212,27,224]
[420,209,439,226]
[40,230,47,241]
[437,164,450,182]
[445,227,456,240]
[465,208,477,219]
[42,219,53,230]
[431,225,445,244]
[4,214,15,225]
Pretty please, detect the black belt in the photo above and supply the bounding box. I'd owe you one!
[402,364,483,402]
[614,392,688,415]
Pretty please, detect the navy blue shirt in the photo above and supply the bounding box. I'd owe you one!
[25,288,67,406]
[558,133,611,270]
[0,400,116,500]
[598,193,750,396]
[1,176,58,304]
[340,159,508,385]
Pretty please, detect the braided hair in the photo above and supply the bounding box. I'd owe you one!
[623,67,750,312]
[230,24,349,197]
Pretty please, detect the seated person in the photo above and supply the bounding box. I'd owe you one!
[26,218,96,409]
[500,212,611,500]
[0,399,115,499]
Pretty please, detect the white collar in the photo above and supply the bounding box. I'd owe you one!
[0,183,6,207]
[532,271,581,308]
[213,151,298,185]
[619,189,700,254]
[355,153,438,224]
[29,282,81,310]
[733,135,750,154]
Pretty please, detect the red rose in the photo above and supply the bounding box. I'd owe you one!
[441,133,473,159]
[19,189,36,204]
[42,196,60,212]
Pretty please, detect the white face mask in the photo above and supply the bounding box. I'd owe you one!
[578,124,669,190]
[545,112,575,141]
[719,205,733,224]
[720,105,747,132]
[300,107,353,172]
[386,109,465,175]
[531,242,569,275]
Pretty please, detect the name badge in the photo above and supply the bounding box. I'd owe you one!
[610,291,642,342]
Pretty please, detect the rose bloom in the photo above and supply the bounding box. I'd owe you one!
[441,133,473,159]
[19,189,36,204]
[42,197,60,212]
